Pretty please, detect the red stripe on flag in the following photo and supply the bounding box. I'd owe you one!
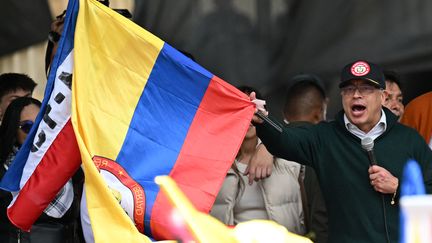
[150,76,254,239]
[7,119,81,231]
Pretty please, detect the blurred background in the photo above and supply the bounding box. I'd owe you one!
[1,0,432,119]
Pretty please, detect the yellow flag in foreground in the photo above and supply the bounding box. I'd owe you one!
[155,176,313,243]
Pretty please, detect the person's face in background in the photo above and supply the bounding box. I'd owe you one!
[341,80,384,133]
[17,103,40,145]
[382,80,404,119]
[0,89,32,120]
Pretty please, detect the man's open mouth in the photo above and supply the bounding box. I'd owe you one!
[352,104,366,112]
[351,104,366,116]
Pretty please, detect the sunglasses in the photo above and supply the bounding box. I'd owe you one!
[19,120,34,134]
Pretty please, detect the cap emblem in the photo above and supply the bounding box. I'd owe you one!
[351,61,370,76]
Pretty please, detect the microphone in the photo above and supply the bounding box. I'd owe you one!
[361,137,377,166]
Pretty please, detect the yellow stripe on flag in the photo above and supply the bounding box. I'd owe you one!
[72,0,163,242]
[73,0,163,159]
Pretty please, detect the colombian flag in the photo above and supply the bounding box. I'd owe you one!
[1,0,254,242]
[73,0,254,242]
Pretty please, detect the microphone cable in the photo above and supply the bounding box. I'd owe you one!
[380,193,391,243]
[362,137,391,243]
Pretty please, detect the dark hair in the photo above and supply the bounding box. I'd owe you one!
[0,97,41,164]
[288,74,326,98]
[284,75,327,119]
[383,70,402,90]
[236,85,263,100]
[0,73,37,101]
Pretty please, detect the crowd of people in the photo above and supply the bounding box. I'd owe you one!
[1,56,432,243]
[0,8,431,243]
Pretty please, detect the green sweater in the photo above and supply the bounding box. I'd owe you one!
[256,108,432,243]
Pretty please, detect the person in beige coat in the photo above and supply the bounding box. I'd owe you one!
[210,86,306,235]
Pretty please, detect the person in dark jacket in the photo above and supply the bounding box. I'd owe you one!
[250,60,432,242]
[282,75,328,243]
[0,97,83,243]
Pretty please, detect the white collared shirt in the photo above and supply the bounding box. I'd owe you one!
[344,110,387,140]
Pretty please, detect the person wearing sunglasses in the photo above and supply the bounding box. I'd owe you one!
[0,97,83,242]
[0,97,40,241]
[0,97,41,170]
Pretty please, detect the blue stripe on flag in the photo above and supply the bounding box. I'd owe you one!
[115,43,213,236]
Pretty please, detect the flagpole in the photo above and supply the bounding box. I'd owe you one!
[256,111,283,133]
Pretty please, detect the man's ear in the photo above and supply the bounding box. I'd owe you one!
[312,108,323,124]
[381,90,388,104]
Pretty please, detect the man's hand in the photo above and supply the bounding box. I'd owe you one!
[244,144,273,185]
[368,165,398,194]
[249,92,267,124]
